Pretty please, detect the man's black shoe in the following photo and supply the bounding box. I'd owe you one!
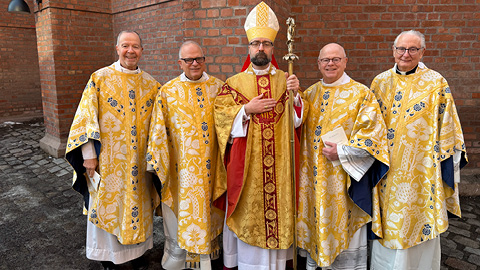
[101,261,118,270]
[131,255,149,270]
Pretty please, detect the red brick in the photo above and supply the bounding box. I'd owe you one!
[208,29,219,36]
[194,10,206,18]
[207,9,219,17]
[339,6,358,13]
[221,8,233,17]
[234,8,247,16]
[422,20,443,27]
[202,20,214,28]
[201,0,227,8]
[364,5,387,12]
[228,37,241,45]
[2,0,480,166]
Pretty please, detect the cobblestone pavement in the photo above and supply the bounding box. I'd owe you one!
[0,118,479,270]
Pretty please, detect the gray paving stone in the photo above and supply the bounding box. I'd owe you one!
[31,154,44,161]
[1,118,479,270]
[37,159,49,166]
[23,159,35,166]
[29,164,40,169]
[32,167,46,174]
[15,148,32,155]
[461,203,474,212]
[468,254,480,266]
[448,226,472,238]
[453,235,480,249]
[13,164,26,170]
[7,159,21,165]
[466,218,480,227]
[55,169,70,177]
[461,212,478,219]
[52,158,66,165]
[441,237,457,250]
[444,257,477,270]
[465,246,480,256]
[8,148,23,154]
[446,249,465,260]
[0,164,9,170]
[47,166,62,173]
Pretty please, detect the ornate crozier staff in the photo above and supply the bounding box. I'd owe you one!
[283,17,299,270]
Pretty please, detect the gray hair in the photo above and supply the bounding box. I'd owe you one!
[116,31,142,47]
[394,30,426,49]
[179,40,204,59]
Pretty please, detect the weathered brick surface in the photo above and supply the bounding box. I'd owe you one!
[2,0,479,167]
[35,0,113,142]
[292,0,480,171]
[0,0,42,119]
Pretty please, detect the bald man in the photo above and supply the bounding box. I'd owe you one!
[297,43,389,270]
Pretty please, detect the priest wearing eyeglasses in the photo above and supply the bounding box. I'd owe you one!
[146,40,226,269]
[296,43,389,270]
[213,2,305,269]
[370,30,468,270]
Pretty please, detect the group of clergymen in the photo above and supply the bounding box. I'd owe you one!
[65,2,468,270]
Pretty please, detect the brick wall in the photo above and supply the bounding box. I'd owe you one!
[116,0,479,171]
[35,0,113,154]
[0,0,41,119]
[5,0,478,169]
[110,0,293,83]
[289,0,480,172]
[112,0,183,84]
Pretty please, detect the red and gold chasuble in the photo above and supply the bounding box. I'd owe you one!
[214,66,299,249]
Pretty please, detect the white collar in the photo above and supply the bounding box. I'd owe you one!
[114,61,141,74]
[392,62,427,75]
[321,72,350,86]
[246,63,277,75]
[180,72,209,82]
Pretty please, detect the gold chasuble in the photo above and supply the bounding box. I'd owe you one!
[66,65,161,245]
[297,79,390,266]
[371,64,468,249]
[214,65,299,250]
[146,75,225,254]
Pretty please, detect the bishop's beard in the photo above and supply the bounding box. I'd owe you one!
[251,51,271,67]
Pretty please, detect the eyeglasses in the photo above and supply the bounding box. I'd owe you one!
[249,41,274,48]
[394,47,423,55]
[318,57,343,64]
[180,57,205,64]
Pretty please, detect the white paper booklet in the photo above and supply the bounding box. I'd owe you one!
[86,171,101,191]
[321,126,348,167]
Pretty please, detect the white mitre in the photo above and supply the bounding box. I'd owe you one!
[244,1,279,42]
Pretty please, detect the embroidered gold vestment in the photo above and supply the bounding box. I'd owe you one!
[66,65,161,245]
[297,79,390,266]
[214,66,300,250]
[371,66,467,249]
[146,75,225,254]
